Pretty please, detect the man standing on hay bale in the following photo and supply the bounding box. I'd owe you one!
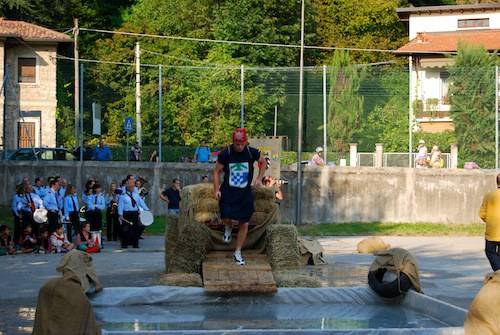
[214,127,267,265]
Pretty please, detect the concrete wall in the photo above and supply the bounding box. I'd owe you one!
[0,161,495,224]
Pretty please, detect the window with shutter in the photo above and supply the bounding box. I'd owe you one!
[18,58,36,83]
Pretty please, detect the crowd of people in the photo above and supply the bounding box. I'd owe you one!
[0,174,155,256]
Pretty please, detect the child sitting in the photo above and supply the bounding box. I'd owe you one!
[0,224,16,255]
[38,227,51,254]
[74,222,100,253]
[19,225,38,253]
[50,224,74,253]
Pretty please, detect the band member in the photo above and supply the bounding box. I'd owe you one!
[33,177,48,199]
[18,183,43,238]
[11,184,24,245]
[56,177,67,212]
[213,128,267,265]
[84,183,105,248]
[106,182,120,242]
[118,175,149,249]
[63,184,80,242]
[82,179,96,205]
[43,179,60,234]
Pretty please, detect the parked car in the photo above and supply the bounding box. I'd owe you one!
[8,147,75,161]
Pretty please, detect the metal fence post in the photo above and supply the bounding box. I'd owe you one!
[159,64,163,162]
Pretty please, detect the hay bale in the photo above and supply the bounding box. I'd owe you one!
[254,199,276,213]
[158,273,203,287]
[266,224,301,269]
[185,183,214,202]
[252,187,276,201]
[194,198,219,212]
[249,211,268,226]
[194,211,219,224]
[357,237,390,254]
[168,222,212,274]
[273,271,322,288]
[165,215,179,271]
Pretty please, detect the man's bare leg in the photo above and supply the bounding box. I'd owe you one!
[223,219,233,243]
[233,222,249,265]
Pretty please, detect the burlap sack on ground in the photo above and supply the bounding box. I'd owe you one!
[369,248,422,293]
[194,211,219,224]
[266,224,301,269]
[357,237,390,254]
[158,273,203,287]
[33,250,101,335]
[298,237,327,265]
[273,270,322,288]
[167,222,212,274]
[464,270,500,335]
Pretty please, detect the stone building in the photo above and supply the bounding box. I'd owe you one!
[0,18,71,150]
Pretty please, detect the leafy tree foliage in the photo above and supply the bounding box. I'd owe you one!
[327,50,366,155]
[449,43,498,168]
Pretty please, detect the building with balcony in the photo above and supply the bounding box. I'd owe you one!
[396,3,500,133]
[0,19,71,150]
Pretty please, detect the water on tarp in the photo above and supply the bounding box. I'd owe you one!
[96,303,450,332]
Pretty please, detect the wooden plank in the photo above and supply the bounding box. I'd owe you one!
[202,251,277,294]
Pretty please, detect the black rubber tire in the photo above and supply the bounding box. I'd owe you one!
[368,268,413,298]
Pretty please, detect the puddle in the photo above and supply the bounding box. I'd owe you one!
[96,303,450,331]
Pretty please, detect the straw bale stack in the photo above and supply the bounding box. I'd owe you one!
[158,273,203,287]
[266,224,301,269]
[165,215,179,270]
[357,237,390,254]
[273,270,322,288]
[167,222,212,274]
[252,187,276,201]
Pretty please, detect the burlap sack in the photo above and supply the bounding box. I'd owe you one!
[464,270,500,335]
[357,237,390,254]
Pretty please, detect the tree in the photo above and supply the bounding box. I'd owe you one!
[327,50,366,155]
[449,43,498,168]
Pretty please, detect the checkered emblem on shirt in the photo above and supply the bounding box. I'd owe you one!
[229,162,249,188]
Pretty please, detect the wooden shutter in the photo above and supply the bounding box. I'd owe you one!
[18,58,36,83]
[18,122,35,148]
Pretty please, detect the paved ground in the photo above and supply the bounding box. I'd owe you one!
[0,236,489,334]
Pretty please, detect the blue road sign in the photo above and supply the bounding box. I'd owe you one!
[124,117,133,134]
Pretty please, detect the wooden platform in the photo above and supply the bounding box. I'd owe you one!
[202,251,277,294]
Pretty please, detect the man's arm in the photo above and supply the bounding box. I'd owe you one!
[159,191,169,203]
[479,195,489,222]
[213,162,224,199]
[255,155,267,187]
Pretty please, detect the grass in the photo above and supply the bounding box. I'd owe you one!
[1,205,483,237]
[297,222,484,237]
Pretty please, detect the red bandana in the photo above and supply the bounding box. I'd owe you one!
[232,128,247,144]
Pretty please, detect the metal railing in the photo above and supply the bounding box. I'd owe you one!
[356,152,451,168]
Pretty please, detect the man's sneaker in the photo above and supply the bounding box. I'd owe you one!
[223,231,232,244]
[233,251,245,266]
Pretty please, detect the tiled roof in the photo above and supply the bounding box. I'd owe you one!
[396,29,500,55]
[0,18,71,42]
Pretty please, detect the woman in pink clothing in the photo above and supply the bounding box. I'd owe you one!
[311,146,325,166]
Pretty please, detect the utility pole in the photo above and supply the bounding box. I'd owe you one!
[135,42,142,146]
[273,105,278,136]
[73,18,80,156]
[323,64,327,164]
[295,0,305,226]
[159,64,163,162]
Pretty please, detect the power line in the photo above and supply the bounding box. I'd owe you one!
[79,27,402,54]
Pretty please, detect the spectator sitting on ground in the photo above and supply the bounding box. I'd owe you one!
[0,224,16,255]
[75,222,99,253]
[50,224,74,253]
[262,176,284,201]
[38,227,51,254]
[19,225,38,253]
[160,178,182,215]
[194,140,211,163]
[92,138,112,161]
[129,142,141,161]
[311,146,325,167]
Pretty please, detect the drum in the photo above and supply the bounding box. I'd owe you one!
[139,210,154,226]
[33,208,48,223]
